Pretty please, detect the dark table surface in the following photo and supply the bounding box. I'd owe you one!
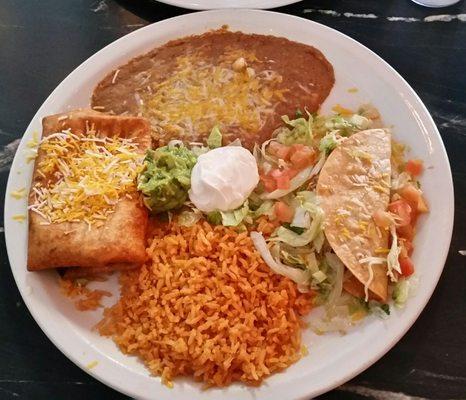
[1,0,465,399]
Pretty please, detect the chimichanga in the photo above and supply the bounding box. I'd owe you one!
[27,109,151,272]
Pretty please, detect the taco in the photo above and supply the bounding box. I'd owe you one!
[316,129,391,302]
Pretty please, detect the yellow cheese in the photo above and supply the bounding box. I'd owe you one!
[30,130,143,226]
[144,52,285,141]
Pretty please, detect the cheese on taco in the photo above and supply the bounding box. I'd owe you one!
[316,129,391,302]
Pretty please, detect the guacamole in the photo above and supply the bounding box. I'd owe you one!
[137,145,197,213]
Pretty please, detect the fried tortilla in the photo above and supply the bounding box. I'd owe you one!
[316,129,391,301]
[27,109,151,272]
[92,29,335,149]
[62,263,138,280]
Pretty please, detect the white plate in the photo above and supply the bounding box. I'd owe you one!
[4,9,454,400]
[154,0,300,10]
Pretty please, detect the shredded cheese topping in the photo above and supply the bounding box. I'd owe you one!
[29,129,143,227]
[143,52,286,142]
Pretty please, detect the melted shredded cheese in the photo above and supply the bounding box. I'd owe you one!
[143,52,285,142]
[30,129,143,227]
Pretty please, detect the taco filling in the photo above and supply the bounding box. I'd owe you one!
[316,129,391,301]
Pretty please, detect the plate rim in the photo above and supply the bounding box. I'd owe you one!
[4,8,454,400]
[152,0,301,10]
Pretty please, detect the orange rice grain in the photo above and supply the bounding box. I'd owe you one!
[98,221,313,387]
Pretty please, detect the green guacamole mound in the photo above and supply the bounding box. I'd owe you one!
[137,145,197,213]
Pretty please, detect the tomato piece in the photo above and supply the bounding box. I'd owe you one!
[290,144,306,152]
[290,146,316,169]
[268,142,291,160]
[398,184,421,203]
[398,185,427,215]
[399,239,414,258]
[405,240,414,256]
[270,169,290,190]
[399,256,415,277]
[261,174,277,192]
[406,159,423,177]
[274,201,294,223]
[285,168,299,180]
[397,223,415,242]
[275,175,290,190]
[388,200,412,227]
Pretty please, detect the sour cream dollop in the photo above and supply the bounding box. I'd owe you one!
[189,146,259,212]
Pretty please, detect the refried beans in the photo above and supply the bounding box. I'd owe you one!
[92,29,335,148]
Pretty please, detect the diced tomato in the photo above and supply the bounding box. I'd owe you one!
[262,167,299,192]
[290,145,316,169]
[406,159,424,177]
[399,239,414,258]
[398,185,428,216]
[285,168,299,179]
[270,169,291,190]
[274,201,294,223]
[388,200,412,227]
[399,256,415,277]
[261,174,277,192]
[290,144,306,152]
[398,184,421,203]
[268,142,291,160]
[397,223,415,242]
[276,175,290,190]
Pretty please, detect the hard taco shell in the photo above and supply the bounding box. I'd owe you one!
[316,129,391,302]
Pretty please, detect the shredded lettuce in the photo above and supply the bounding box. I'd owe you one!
[319,131,339,154]
[387,225,402,282]
[392,279,409,307]
[312,270,327,283]
[273,224,317,247]
[250,231,311,291]
[261,166,313,199]
[249,200,274,219]
[220,201,249,227]
[291,206,311,229]
[207,126,222,149]
[281,250,306,266]
[368,301,390,318]
[271,191,323,247]
[177,209,202,227]
[190,145,209,157]
[254,138,280,167]
[276,114,313,146]
[358,256,387,302]
[324,253,345,308]
[206,211,222,225]
[261,155,325,200]
[282,223,305,235]
[324,114,370,135]
[313,231,325,253]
